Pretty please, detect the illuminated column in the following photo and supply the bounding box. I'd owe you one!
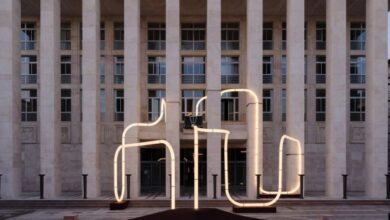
[246,0,263,199]
[0,0,21,198]
[365,0,388,198]
[82,0,101,198]
[325,0,347,198]
[39,0,61,198]
[286,0,305,193]
[165,0,181,198]
[206,0,221,199]
[124,0,141,199]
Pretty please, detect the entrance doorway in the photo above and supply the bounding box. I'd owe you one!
[140,148,166,197]
[180,148,207,197]
[221,148,246,196]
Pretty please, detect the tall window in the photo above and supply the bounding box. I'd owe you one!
[148,90,166,121]
[350,89,365,121]
[181,90,205,119]
[263,56,273,84]
[350,22,366,50]
[148,23,166,50]
[263,90,273,121]
[221,23,239,50]
[100,22,105,50]
[21,89,37,122]
[221,56,239,84]
[114,22,124,50]
[100,56,105,84]
[21,22,36,50]
[182,57,205,84]
[114,89,124,121]
[282,22,287,50]
[114,56,124,84]
[281,89,286,121]
[61,22,71,50]
[20,56,37,84]
[316,56,326,84]
[316,22,326,50]
[181,23,206,50]
[221,92,239,121]
[148,56,166,84]
[263,22,273,50]
[281,55,287,84]
[61,56,72,84]
[316,89,326,121]
[61,89,72,122]
[350,56,366,84]
[100,89,106,121]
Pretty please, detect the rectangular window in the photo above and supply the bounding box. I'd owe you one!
[100,56,105,84]
[281,89,286,121]
[79,22,83,50]
[316,89,326,121]
[114,89,124,121]
[100,89,106,121]
[20,56,37,84]
[350,22,366,50]
[181,90,205,120]
[263,90,273,121]
[221,92,239,121]
[61,56,72,84]
[148,56,166,84]
[61,22,71,50]
[263,22,273,50]
[148,23,166,50]
[114,56,124,84]
[281,55,287,84]
[21,89,37,122]
[221,23,239,50]
[148,90,166,121]
[350,89,365,121]
[100,22,105,50]
[21,22,36,50]
[181,23,206,50]
[350,56,366,84]
[316,56,326,84]
[263,56,273,84]
[282,22,287,50]
[114,22,124,50]
[221,56,239,84]
[182,57,206,84]
[61,89,72,122]
[316,22,326,50]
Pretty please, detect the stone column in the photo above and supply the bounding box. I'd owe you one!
[286,0,305,193]
[206,0,221,199]
[365,0,388,198]
[82,0,100,198]
[39,0,61,198]
[124,0,140,198]
[325,0,347,198]
[246,0,262,199]
[165,0,181,198]
[0,0,21,198]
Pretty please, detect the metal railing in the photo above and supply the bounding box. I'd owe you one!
[263,74,273,84]
[350,75,366,84]
[61,74,71,84]
[182,74,205,84]
[148,74,166,84]
[316,74,326,84]
[21,75,37,84]
[221,75,239,84]
[114,75,124,84]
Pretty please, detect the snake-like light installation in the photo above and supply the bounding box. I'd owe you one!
[113,99,176,209]
[194,89,303,199]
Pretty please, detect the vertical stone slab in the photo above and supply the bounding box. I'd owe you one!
[365,0,388,198]
[0,0,21,198]
[325,0,347,198]
[246,0,263,199]
[286,0,305,193]
[165,0,181,198]
[82,0,101,198]
[206,0,221,199]
[39,0,61,198]
[124,0,140,199]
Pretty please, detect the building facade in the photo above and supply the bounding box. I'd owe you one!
[0,0,388,200]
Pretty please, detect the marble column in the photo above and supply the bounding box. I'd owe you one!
[82,0,101,198]
[325,0,347,198]
[165,0,181,198]
[206,0,221,199]
[286,0,305,193]
[124,0,140,198]
[0,0,21,198]
[39,0,61,198]
[246,0,263,199]
[365,0,388,198]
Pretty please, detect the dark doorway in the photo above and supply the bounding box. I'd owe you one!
[140,148,166,197]
[221,148,246,196]
[180,148,207,197]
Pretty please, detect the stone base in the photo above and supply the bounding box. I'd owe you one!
[109,200,129,210]
[232,205,277,213]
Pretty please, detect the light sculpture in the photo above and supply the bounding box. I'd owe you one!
[113,99,176,209]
